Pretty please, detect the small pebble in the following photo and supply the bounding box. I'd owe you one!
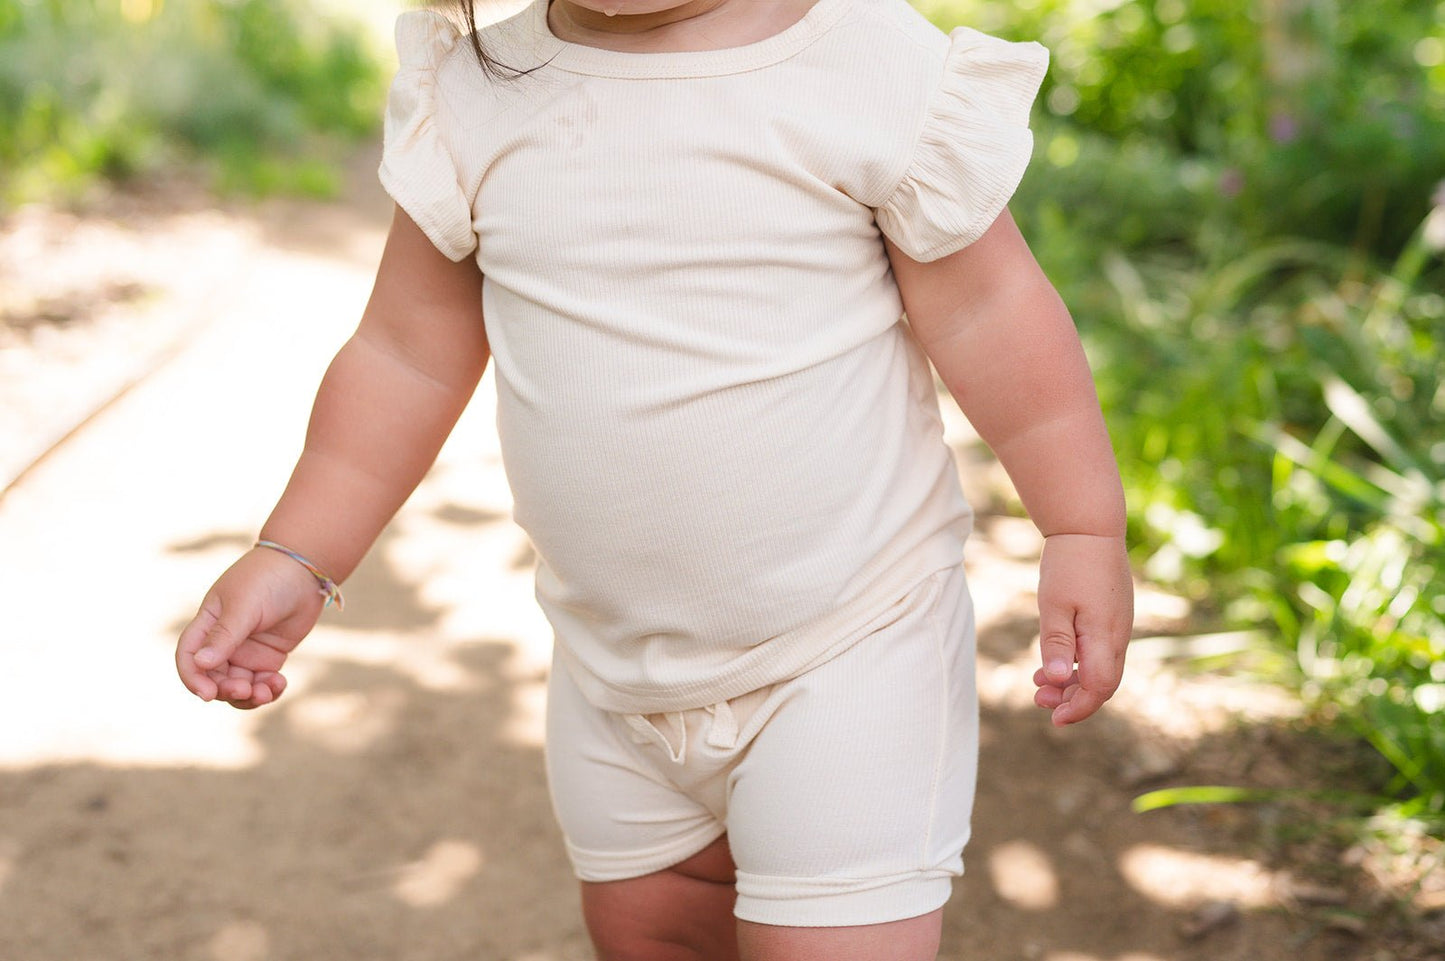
[1178,900,1240,941]
[1119,741,1181,786]
[1322,912,1368,936]
[1286,881,1350,906]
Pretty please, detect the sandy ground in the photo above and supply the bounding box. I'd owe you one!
[1,145,1442,961]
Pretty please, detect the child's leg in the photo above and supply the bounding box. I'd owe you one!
[723,568,977,933]
[547,658,740,959]
[578,840,941,961]
[736,909,943,961]
[548,567,975,960]
[580,835,739,961]
[580,855,942,959]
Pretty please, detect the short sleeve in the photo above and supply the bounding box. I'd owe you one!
[875,27,1049,262]
[378,11,478,262]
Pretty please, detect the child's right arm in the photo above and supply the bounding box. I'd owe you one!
[175,206,488,709]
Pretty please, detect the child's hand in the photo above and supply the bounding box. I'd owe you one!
[1032,533,1133,726]
[175,548,328,709]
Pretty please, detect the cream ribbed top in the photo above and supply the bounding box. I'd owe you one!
[379,0,1048,713]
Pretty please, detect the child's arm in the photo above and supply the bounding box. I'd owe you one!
[175,206,488,709]
[885,210,1133,726]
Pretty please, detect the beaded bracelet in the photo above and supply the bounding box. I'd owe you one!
[254,540,345,611]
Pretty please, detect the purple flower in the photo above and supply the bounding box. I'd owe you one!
[1269,111,1300,144]
[1219,168,1245,198]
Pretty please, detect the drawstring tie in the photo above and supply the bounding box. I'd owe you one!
[624,699,739,765]
[704,699,738,749]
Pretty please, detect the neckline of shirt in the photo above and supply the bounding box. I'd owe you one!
[523,0,852,78]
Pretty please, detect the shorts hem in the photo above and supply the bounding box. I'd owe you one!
[566,824,729,883]
[732,869,956,928]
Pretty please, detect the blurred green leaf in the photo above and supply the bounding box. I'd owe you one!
[0,0,387,202]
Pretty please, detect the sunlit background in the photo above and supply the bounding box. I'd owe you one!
[0,1,1442,958]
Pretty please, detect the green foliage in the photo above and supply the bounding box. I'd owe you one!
[1094,216,1445,819]
[924,0,1445,823]
[0,0,387,203]
[927,0,1445,256]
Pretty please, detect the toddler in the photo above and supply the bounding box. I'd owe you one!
[175,1,1134,958]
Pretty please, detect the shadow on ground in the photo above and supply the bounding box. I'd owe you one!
[0,497,1418,961]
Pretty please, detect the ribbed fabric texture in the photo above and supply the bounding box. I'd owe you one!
[378,13,478,261]
[378,0,1048,713]
[874,26,1051,259]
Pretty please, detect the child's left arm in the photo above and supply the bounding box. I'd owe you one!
[885,210,1133,726]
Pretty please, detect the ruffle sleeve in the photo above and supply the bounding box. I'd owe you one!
[378,10,478,262]
[875,28,1049,262]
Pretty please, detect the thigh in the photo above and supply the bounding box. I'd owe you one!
[737,908,943,961]
[581,834,740,961]
[726,567,977,928]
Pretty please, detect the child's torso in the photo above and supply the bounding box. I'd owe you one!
[429,0,975,710]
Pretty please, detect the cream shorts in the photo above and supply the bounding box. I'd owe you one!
[543,564,978,928]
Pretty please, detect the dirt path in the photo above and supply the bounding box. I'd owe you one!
[0,153,1437,961]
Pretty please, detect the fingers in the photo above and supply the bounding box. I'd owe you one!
[1050,683,1108,726]
[216,665,256,704]
[1049,622,1126,726]
[176,596,260,703]
[1035,604,1079,721]
[1032,665,1078,688]
[1032,533,1133,726]
[1034,621,1123,726]
[230,671,287,711]
[193,663,286,710]
[1038,606,1077,687]
[176,606,222,701]
[1032,665,1075,710]
[177,549,315,709]
[194,614,249,676]
[1033,685,1065,710]
[255,671,287,702]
